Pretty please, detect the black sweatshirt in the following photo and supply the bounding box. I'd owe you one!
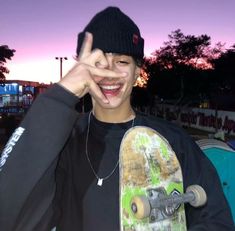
[0,84,234,231]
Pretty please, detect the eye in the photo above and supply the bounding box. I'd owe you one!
[117,60,129,65]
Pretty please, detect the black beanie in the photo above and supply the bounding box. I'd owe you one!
[76,7,144,59]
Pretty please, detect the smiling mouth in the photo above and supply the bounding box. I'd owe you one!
[99,84,123,96]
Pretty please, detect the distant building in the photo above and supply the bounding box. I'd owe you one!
[0,80,51,115]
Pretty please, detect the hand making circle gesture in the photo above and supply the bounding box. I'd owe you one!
[59,32,127,104]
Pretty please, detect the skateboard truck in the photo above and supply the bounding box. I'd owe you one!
[131,185,207,222]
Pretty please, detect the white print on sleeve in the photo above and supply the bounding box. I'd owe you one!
[0,127,25,171]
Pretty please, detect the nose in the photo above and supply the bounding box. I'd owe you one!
[105,53,115,70]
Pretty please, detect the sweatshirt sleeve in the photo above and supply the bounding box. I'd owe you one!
[0,84,79,231]
[180,134,235,231]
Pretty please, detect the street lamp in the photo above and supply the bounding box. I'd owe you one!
[55,57,68,80]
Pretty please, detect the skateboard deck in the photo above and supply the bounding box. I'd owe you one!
[119,126,187,231]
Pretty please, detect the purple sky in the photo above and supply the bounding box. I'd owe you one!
[1,0,235,83]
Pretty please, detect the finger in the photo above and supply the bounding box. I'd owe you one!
[92,50,108,68]
[82,48,108,68]
[79,32,93,59]
[95,58,108,68]
[88,80,109,104]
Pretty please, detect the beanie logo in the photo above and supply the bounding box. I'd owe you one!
[133,34,139,45]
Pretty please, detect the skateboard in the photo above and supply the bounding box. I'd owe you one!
[119,126,187,231]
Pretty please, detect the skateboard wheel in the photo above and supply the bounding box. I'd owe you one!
[131,195,151,219]
[186,185,207,207]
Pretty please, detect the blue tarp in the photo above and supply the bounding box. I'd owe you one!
[197,139,235,222]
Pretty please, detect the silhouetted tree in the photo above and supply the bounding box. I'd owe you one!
[209,44,235,110]
[0,45,16,84]
[153,29,212,68]
[145,29,224,104]
[211,44,235,93]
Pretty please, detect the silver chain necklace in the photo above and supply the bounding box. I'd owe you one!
[85,111,135,186]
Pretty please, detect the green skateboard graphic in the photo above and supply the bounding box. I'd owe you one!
[119,126,187,231]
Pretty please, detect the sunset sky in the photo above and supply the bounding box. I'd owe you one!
[1,0,235,84]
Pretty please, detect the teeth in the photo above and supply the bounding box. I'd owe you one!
[100,85,120,90]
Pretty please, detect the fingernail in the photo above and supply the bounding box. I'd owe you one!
[122,72,128,76]
[85,31,91,39]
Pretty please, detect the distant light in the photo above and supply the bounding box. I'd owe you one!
[55,57,68,60]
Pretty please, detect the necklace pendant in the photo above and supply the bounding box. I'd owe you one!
[97,178,103,186]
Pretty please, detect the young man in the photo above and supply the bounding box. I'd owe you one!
[0,6,234,231]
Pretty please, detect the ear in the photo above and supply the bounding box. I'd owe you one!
[134,66,141,82]
[132,66,140,87]
[135,66,141,77]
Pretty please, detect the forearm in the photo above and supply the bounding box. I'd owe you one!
[0,84,79,230]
